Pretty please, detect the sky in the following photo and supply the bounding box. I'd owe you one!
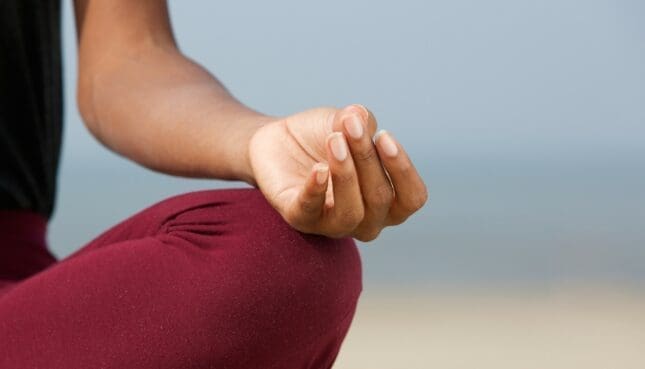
[49,0,645,290]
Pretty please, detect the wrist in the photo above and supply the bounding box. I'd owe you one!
[229,112,275,187]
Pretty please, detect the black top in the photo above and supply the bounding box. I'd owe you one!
[0,0,63,219]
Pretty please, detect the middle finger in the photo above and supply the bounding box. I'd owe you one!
[341,112,393,241]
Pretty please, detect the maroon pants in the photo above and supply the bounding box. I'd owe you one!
[0,188,362,369]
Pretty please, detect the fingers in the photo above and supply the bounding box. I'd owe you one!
[374,130,428,225]
[324,132,365,237]
[332,104,377,138]
[290,104,425,240]
[289,162,330,231]
[341,113,394,241]
[348,104,378,137]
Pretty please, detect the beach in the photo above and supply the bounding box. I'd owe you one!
[334,287,645,369]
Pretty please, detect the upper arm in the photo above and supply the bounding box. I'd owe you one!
[74,0,177,122]
[74,0,176,57]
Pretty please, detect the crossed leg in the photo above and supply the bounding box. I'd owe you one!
[0,188,362,369]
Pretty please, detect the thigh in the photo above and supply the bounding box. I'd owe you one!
[0,210,56,295]
[0,188,363,369]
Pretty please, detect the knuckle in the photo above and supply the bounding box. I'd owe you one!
[291,222,313,235]
[324,225,353,239]
[420,186,430,206]
[367,183,394,208]
[355,228,382,242]
[334,171,356,185]
[299,198,319,214]
[401,193,427,213]
[336,207,364,230]
[398,162,414,176]
[283,211,306,230]
[412,186,430,210]
[387,212,409,226]
[330,230,351,239]
[353,146,378,162]
[329,226,352,238]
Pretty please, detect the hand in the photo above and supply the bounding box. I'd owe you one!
[248,104,428,241]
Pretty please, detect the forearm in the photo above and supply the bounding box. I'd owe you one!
[78,45,271,184]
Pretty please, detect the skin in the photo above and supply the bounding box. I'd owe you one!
[74,0,428,242]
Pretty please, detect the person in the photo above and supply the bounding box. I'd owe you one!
[0,1,428,368]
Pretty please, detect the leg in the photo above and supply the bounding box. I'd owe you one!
[0,188,362,369]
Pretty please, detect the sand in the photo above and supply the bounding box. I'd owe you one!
[333,286,645,369]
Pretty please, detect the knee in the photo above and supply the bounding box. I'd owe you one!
[233,189,364,320]
[161,188,362,291]
[207,188,363,306]
[159,188,363,362]
[163,187,363,313]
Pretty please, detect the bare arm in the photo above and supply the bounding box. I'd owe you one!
[75,0,266,184]
[74,0,428,241]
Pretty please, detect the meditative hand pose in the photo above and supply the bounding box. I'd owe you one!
[0,1,427,368]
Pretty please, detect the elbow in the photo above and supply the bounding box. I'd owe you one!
[76,72,96,128]
[76,67,104,140]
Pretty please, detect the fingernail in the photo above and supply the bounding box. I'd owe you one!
[350,103,369,120]
[374,130,398,157]
[313,163,329,185]
[344,115,364,140]
[329,132,348,161]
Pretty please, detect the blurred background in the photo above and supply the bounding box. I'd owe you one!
[50,0,645,368]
